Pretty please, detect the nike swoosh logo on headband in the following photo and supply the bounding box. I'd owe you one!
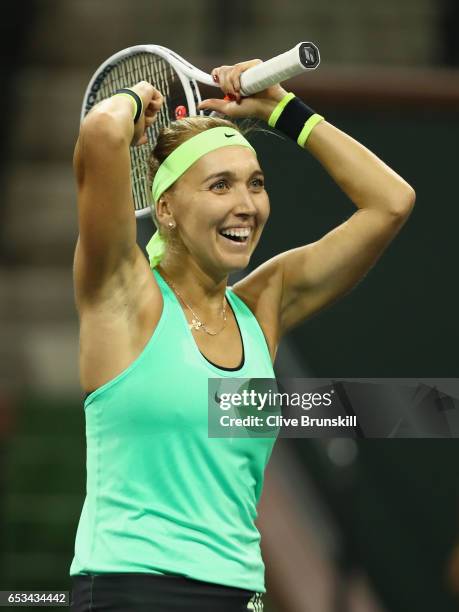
[224,133,236,138]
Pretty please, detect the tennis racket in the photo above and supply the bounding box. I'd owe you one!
[80,42,320,219]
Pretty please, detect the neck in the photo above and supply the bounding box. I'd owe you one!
[157,256,229,316]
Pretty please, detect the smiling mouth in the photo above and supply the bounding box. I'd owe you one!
[218,228,252,244]
[219,233,248,243]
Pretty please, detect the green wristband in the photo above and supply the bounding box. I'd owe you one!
[113,88,143,123]
[297,114,325,147]
[267,92,295,128]
[267,92,324,146]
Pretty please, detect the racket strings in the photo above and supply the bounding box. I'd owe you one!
[85,52,188,213]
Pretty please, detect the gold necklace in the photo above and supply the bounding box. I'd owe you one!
[160,270,227,336]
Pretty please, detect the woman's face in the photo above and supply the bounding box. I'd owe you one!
[165,145,270,275]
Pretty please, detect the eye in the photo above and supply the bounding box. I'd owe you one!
[211,179,229,191]
[251,177,265,188]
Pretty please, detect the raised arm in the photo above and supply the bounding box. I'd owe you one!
[73,81,162,304]
[276,119,415,333]
[199,62,415,349]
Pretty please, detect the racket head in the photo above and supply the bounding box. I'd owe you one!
[80,45,204,219]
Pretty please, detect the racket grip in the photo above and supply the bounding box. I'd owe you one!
[239,42,320,96]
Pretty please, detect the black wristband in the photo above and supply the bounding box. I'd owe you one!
[114,88,143,124]
[275,96,317,142]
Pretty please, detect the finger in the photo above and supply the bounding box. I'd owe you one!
[212,65,237,98]
[146,89,163,110]
[231,59,262,98]
[151,89,163,104]
[211,65,232,82]
[149,91,163,111]
[145,99,161,116]
[231,65,246,89]
[219,71,237,98]
[136,81,154,96]
[229,68,244,101]
[236,58,263,70]
[197,98,232,114]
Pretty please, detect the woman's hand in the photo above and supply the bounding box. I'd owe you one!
[130,81,164,146]
[198,59,288,122]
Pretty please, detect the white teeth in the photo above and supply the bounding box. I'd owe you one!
[221,227,251,238]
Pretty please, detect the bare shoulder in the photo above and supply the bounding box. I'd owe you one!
[74,243,163,392]
[231,255,284,361]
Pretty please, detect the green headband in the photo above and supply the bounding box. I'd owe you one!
[146,126,256,269]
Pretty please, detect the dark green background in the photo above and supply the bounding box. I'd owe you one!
[250,110,457,378]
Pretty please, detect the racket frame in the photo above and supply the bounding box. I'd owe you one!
[81,44,204,125]
[80,42,321,218]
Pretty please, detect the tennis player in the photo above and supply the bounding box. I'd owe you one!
[69,60,415,611]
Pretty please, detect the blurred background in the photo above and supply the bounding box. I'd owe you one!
[1,1,458,610]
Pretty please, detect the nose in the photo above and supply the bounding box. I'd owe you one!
[232,186,258,217]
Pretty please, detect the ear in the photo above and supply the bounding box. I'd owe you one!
[155,197,175,226]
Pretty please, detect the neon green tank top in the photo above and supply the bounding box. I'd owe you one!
[69,268,278,593]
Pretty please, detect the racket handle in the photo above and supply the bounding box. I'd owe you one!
[239,42,320,96]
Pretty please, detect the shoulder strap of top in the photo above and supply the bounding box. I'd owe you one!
[152,267,173,299]
[151,268,185,326]
[226,288,272,360]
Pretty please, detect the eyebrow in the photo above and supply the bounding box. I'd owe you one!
[201,169,264,184]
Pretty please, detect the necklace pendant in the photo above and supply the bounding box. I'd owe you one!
[190,318,202,330]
